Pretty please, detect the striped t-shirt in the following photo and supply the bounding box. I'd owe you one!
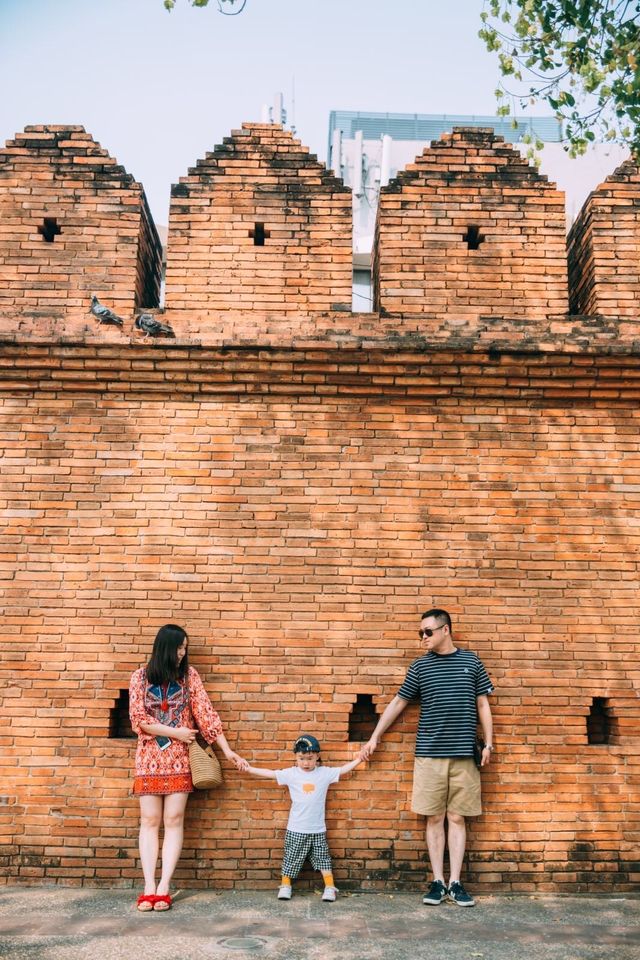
[397,648,494,758]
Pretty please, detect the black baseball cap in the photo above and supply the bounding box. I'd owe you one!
[293,734,321,754]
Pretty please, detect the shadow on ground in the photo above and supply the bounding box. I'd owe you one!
[0,886,639,960]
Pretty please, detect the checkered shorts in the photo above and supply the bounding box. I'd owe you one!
[281,830,333,878]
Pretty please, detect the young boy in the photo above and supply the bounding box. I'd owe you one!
[243,734,363,901]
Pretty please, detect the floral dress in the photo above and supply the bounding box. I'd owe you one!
[129,665,224,796]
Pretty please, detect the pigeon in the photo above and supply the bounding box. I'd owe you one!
[135,314,176,339]
[89,295,124,326]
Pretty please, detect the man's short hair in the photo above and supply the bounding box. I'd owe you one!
[420,608,452,631]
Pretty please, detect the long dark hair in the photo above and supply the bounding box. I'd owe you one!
[146,624,189,685]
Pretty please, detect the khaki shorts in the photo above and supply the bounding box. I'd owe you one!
[411,757,482,817]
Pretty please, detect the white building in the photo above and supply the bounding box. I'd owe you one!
[327,111,628,310]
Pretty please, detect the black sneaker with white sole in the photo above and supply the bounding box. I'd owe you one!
[422,880,447,905]
[447,881,475,906]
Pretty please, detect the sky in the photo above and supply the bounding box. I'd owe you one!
[0,0,515,225]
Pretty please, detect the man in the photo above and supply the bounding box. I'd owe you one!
[360,608,494,907]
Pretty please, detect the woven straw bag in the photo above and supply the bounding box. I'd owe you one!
[189,741,223,789]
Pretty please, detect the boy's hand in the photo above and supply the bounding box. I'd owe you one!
[359,736,378,761]
[227,751,249,771]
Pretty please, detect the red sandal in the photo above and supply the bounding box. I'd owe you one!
[136,894,156,912]
[153,895,172,912]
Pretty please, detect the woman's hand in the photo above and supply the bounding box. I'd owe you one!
[225,750,249,771]
[173,726,198,744]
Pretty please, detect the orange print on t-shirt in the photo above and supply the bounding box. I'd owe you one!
[302,783,316,793]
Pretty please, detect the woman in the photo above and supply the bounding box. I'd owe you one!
[129,623,245,912]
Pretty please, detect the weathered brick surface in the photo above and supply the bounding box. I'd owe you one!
[373,128,568,322]
[164,123,352,316]
[567,159,640,317]
[0,126,162,324]
[0,123,639,895]
[0,344,639,894]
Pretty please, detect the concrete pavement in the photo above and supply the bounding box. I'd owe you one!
[0,885,638,960]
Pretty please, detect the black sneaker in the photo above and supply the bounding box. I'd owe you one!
[447,881,475,907]
[422,880,447,905]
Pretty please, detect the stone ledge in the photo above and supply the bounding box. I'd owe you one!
[2,338,640,403]
[1,310,640,357]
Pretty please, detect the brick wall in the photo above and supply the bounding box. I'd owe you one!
[567,159,640,316]
[164,123,352,316]
[0,126,161,324]
[373,128,568,322]
[0,343,639,893]
[0,123,639,895]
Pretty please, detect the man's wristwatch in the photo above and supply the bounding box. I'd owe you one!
[485,745,494,751]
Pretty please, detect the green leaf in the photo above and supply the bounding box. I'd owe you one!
[479,0,638,157]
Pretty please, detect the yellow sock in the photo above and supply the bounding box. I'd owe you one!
[280,876,291,887]
[322,872,334,888]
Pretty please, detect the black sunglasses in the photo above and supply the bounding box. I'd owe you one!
[418,625,445,639]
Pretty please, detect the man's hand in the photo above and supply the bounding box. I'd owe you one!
[359,736,379,761]
[358,695,407,762]
[481,746,492,767]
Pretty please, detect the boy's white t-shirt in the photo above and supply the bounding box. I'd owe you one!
[275,765,341,833]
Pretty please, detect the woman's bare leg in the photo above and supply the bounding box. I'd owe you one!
[139,795,163,896]
[156,792,189,898]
